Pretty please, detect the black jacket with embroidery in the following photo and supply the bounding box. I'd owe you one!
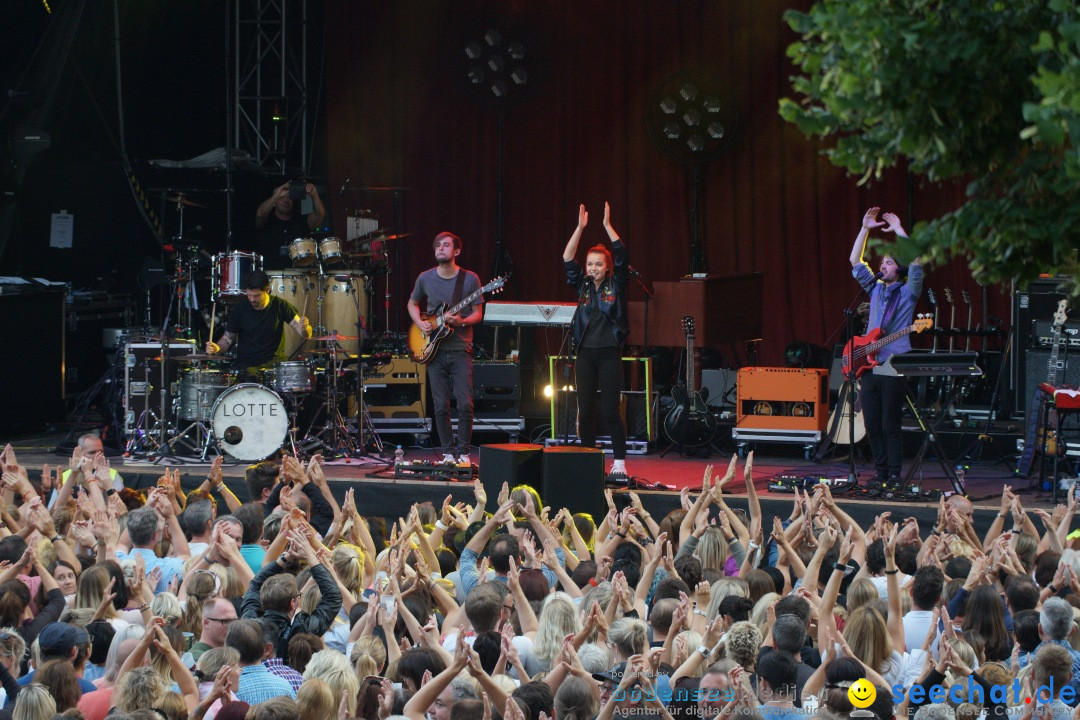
[564,239,629,348]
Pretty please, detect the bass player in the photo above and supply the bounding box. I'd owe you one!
[407,232,484,465]
[849,207,924,489]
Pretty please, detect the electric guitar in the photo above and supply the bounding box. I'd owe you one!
[841,316,934,378]
[1017,299,1069,477]
[406,276,507,364]
[662,316,717,447]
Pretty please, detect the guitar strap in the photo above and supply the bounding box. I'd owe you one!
[451,270,467,308]
[878,284,904,331]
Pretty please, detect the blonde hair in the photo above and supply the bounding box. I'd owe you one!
[706,578,749,622]
[722,621,762,671]
[843,606,893,675]
[0,626,26,670]
[846,578,880,612]
[332,544,365,597]
[297,678,337,720]
[695,527,731,572]
[156,691,187,720]
[608,617,648,660]
[299,583,322,616]
[74,565,116,619]
[150,592,182,624]
[534,593,582,670]
[351,635,386,677]
[672,630,703,673]
[114,666,166,712]
[12,684,55,720]
[197,646,239,681]
[750,592,779,633]
[302,649,360,716]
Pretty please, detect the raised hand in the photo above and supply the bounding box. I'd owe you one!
[862,207,885,230]
[577,204,588,229]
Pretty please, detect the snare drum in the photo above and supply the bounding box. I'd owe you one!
[213,252,262,301]
[178,368,235,421]
[319,237,344,267]
[211,383,289,461]
[266,360,315,394]
[289,238,317,267]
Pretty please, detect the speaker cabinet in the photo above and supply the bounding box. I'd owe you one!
[473,362,520,419]
[478,444,543,501]
[701,369,737,408]
[735,367,828,432]
[542,446,605,519]
[0,288,65,432]
[1017,349,1080,412]
[361,356,426,419]
[1014,278,1071,414]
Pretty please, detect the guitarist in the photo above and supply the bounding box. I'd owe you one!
[563,202,630,480]
[407,232,484,465]
[849,207,924,489]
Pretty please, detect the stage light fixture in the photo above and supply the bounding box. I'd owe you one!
[543,384,553,398]
[460,26,539,108]
[647,71,738,165]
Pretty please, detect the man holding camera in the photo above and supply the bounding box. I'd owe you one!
[254,180,326,266]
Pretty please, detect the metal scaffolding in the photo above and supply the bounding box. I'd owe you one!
[233,0,309,174]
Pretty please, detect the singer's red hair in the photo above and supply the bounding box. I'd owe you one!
[586,245,613,276]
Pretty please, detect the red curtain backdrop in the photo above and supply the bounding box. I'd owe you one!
[324,0,1008,366]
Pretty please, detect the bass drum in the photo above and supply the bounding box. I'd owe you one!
[268,270,313,358]
[211,383,289,461]
[316,274,368,355]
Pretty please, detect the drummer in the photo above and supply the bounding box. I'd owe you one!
[254,180,326,266]
[205,271,313,378]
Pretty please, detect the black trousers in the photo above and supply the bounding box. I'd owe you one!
[428,347,473,456]
[575,345,626,460]
[859,372,907,479]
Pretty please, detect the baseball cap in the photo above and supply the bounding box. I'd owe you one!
[592,661,628,685]
[38,622,90,656]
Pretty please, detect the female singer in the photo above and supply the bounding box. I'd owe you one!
[563,202,630,479]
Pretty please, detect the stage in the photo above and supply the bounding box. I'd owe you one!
[2,424,1051,539]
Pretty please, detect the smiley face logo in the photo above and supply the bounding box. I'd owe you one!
[848,679,876,708]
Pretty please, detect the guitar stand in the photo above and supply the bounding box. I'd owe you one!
[901,384,967,496]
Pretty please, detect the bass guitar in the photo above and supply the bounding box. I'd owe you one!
[841,315,934,378]
[1017,299,1069,477]
[662,316,717,447]
[407,276,507,364]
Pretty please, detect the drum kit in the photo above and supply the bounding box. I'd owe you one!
[123,195,409,465]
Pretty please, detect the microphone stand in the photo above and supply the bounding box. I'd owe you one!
[630,267,654,357]
[843,306,859,486]
[557,280,589,447]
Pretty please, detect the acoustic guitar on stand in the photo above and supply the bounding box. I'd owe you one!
[407,276,507,364]
[841,315,934,378]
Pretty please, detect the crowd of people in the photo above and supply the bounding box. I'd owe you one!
[0,437,1077,720]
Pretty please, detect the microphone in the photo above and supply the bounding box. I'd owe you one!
[628,265,640,277]
[873,271,884,281]
[339,178,350,196]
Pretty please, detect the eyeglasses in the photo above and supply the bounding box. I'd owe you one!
[206,617,236,626]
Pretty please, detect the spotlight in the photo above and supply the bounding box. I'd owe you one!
[492,80,508,98]
[687,134,704,153]
[659,97,677,114]
[467,67,486,84]
[663,121,681,139]
[484,28,503,46]
[682,108,701,127]
[678,83,697,101]
[511,68,528,85]
[707,122,725,140]
[703,96,721,113]
[507,42,526,60]
[487,54,505,73]
[465,42,483,60]
[543,384,553,398]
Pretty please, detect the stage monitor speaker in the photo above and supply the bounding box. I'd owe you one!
[478,444,543,502]
[542,446,605,519]
[1014,278,1071,413]
[1017,348,1080,412]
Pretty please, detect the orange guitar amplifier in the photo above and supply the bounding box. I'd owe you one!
[736,367,829,431]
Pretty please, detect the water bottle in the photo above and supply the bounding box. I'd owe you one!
[394,445,405,465]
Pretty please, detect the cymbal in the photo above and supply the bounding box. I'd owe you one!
[312,333,359,342]
[161,192,205,208]
[306,350,359,359]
